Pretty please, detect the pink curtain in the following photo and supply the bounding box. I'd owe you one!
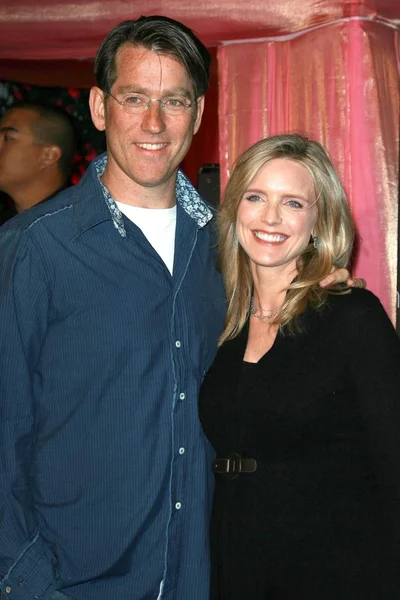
[218,19,400,322]
[1,1,399,59]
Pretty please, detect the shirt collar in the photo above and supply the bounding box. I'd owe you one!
[94,154,213,238]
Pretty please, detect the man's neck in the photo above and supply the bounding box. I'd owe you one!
[13,178,65,213]
[101,165,177,210]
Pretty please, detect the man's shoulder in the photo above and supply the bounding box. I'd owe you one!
[0,162,100,237]
[0,204,17,227]
[0,187,75,235]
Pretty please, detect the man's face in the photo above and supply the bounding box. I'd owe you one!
[0,108,44,197]
[90,44,204,200]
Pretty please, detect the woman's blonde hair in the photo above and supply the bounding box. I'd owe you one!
[218,133,355,345]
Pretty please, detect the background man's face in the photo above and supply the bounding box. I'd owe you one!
[0,108,44,197]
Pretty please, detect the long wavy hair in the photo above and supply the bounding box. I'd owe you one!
[218,134,355,345]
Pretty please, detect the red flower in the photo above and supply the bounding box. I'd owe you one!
[85,149,98,163]
[71,173,81,185]
[72,153,83,164]
[68,88,80,99]
[13,89,22,100]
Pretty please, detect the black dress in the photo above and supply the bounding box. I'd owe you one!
[199,289,400,600]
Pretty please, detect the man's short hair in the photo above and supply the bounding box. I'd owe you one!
[94,15,211,100]
[10,102,78,180]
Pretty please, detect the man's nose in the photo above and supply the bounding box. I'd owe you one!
[140,100,167,134]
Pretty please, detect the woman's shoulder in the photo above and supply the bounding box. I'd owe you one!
[326,287,382,310]
[327,288,384,312]
[321,287,392,329]
[299,288,399,358]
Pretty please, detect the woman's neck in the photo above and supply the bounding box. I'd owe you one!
[251,263,296,309]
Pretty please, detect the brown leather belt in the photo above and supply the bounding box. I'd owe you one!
[212,453,257,480]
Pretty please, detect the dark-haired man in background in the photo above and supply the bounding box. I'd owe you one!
[0,102,77,224]
[0,16,352,600]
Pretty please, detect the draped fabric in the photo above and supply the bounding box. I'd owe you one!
[218,18,400,322]
[0,0,399,58]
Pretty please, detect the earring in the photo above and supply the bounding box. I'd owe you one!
[312,235,318,249]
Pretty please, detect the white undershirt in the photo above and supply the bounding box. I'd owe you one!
[116,202,177,275]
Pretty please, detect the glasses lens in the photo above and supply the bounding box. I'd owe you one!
[162,98,191,115]
[119,95,191,115]
[121,95,147,113]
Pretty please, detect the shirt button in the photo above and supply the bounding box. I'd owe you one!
[179,447,185,455]
[175,502,182,510]
[5,587,11,594]
[175,340,181,348]
[179,392,185,400]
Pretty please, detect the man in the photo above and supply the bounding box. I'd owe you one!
[0,16,352,600]
[0,102,76,223]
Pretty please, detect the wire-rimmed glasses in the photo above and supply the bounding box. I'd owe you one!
[108,92,193,116]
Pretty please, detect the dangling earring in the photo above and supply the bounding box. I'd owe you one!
[312,235,318,249]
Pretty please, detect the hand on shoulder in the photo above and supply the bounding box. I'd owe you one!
[319,267,366,289]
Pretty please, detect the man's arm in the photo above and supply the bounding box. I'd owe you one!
[0,228,58,600]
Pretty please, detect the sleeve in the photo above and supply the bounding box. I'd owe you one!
[346,291,400,595]
[0,228,58,599]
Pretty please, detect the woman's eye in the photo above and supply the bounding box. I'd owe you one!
[245,194,262,202]
[285,199,304,210]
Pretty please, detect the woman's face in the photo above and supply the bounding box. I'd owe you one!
[236,158,318,277]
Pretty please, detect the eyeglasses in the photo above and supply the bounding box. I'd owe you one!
[108,92,193,115]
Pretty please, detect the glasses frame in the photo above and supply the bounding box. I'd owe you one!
[107,92,194,115]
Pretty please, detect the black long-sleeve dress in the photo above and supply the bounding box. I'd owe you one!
[199,289,400,600]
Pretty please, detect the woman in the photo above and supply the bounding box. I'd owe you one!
[199,134,400,599]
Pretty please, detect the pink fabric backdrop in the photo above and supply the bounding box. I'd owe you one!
[0,0,399,58]
[218,18,400,322]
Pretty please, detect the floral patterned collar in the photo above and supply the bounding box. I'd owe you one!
[94,154,213,238]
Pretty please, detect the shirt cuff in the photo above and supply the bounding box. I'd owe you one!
[0,532,57,600]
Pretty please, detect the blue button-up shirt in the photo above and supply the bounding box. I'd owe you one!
[0,155,226,600]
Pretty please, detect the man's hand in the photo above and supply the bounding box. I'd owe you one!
[319,268,366,289]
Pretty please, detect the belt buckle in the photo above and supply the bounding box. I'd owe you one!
[226,452,242,480]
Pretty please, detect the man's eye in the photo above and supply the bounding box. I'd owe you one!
[124,96,144,105]
[164,98,185,107]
